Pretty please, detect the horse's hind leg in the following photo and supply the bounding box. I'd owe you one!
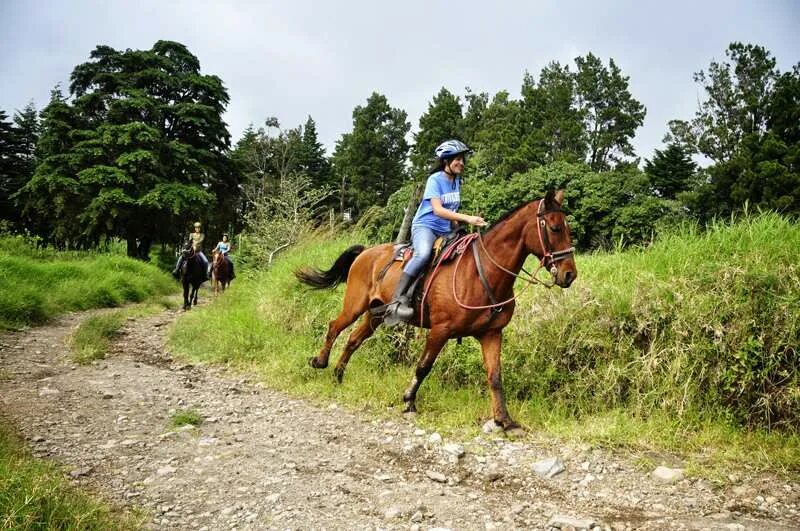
[333,314,381,383]
[310,290,369,370]
[402,329,449,413]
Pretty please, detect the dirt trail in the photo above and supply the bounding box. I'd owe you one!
[0,303,798,530]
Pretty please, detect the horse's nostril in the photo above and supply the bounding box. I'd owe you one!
[564,271,574,284]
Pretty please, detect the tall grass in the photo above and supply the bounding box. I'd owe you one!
[0,237,177,330]
[169,213,800,472]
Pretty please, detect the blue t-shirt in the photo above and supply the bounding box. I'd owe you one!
[411,171,461,235]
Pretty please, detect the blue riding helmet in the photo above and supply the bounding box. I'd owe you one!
[435,139,473,160]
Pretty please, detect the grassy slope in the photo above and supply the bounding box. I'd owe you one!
[169,214,799,474]
[0,236,176,330]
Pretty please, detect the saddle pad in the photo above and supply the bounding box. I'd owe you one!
[398,234,478,266]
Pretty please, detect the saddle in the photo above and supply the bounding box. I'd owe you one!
[372,231,478,320]
[387,230,469,278]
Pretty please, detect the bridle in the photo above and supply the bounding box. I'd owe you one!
[448,198,575,312]
[535,199,576,273]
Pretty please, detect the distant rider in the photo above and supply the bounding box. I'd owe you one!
[172,222,209,279]
[213,233,235,280]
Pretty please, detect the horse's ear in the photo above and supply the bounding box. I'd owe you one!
[555,189,565,205]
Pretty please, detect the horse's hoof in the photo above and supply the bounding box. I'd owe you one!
[501,422,525,438]
[402,402,417,414]
[334,367,344,383]
[309,357,327,369]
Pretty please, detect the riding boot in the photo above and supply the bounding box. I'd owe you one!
[384,272,416,326]
[172,258,183,278]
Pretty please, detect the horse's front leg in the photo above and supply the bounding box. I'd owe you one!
[403,329,449,414]
[477,329,519,431]
[183,283,191,310]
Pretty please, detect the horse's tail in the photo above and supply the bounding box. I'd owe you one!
[294,245,365,289]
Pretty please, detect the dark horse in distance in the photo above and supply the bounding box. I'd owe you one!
[295,190,577,431]
[180,246,207,310]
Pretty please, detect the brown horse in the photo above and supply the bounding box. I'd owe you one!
[295,190,577,431]
[211,252,232,295]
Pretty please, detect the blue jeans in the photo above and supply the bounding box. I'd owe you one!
[403,226,445,277]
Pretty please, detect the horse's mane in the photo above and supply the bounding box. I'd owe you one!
[486,198,539,234]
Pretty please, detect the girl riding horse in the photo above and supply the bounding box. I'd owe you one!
[386,140,487,326]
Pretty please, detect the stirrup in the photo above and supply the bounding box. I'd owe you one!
[383,298,413,327]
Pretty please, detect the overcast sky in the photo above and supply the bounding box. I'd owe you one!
[1,1,798,164]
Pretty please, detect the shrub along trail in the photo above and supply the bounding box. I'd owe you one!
[0,305,797,530]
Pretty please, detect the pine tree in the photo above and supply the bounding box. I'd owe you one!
[574,53,646,171]
[13,101,39,178]
[411,88,464,176]
[299,116,331,190]
[521,63,586,165]
[331,93,410,217]
[16,42,234,255]
[644,143,696,199]
[0,110,25,227]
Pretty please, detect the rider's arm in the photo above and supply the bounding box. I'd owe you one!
[431,198,486,226]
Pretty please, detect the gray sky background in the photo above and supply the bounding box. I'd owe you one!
[1,1,798,164]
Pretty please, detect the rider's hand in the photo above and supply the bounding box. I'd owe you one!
[468,215,488,227]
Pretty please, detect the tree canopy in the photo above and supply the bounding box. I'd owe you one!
[3,40,798,256]
[15,41,235,257]
[331,92,410,217]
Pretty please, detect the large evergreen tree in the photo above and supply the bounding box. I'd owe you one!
[574,53,646,171]
[13,101,39,182]
[14,87,81,243]
[0,102,41,230]
[461,89,489,148]
[0,110,25,228]
[298,116,332,192]
[470,91,525,179]
[667,43,799,216]
[16,41,234,257]
[331,92,410,217]
[521,63,586,165]
[411,88,464,176]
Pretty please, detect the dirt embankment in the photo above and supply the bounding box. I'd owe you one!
[1,305,798,530]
